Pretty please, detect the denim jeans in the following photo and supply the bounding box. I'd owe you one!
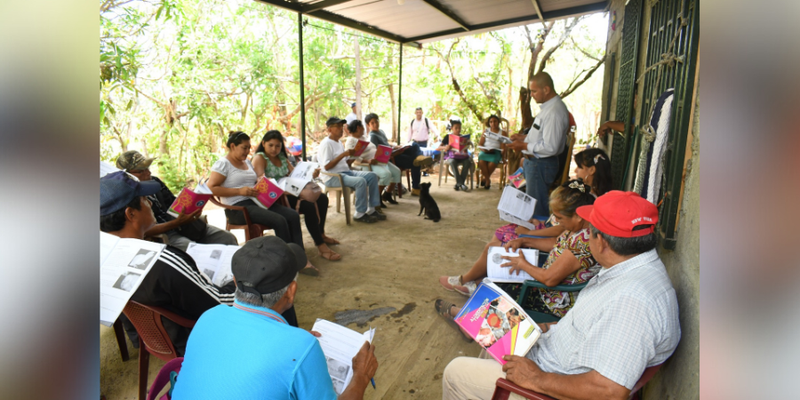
[324,170,381,214]
[448,157,473,186]
[523,156,559,218]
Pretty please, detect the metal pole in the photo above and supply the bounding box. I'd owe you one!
[396,43,403,143]
[298,12,307,161]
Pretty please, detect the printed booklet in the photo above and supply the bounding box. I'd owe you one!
[168,183,212,217]
[449,134,469,152]
[454,279,541,364]
[344,137,371,157]
[486,246,539,283]
[507,167,526,189]
[311,319,376,395]
[251,176,284,208]
[498,186,537,230]
[374,145,392,163]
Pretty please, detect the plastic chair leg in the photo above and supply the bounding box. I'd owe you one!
[113,318,129,362]
[138,338,150,400]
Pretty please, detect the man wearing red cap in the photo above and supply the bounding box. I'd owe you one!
[442,191,681,400]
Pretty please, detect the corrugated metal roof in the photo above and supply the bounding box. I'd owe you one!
[257,0,608,46]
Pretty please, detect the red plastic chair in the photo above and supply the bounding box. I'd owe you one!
[146,357,183,400]
[491,363,663,400]
[122,301,196,400]
[209,195,287,242]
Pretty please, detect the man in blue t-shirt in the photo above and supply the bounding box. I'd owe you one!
[172,236,378,399]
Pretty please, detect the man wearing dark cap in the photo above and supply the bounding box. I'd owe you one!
[100,171,236,355]
[318,117,386,223]
[172,236,379,400]
[116,150,238,251]
[441,191,681,400]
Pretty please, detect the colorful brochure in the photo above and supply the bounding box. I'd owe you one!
[168,184,212,216]
[375,145,392,163]
[251,176,284,208]
[507,167,526,189]
[449,134,469,152]
[454,279,541,365]
[344,137,371,157]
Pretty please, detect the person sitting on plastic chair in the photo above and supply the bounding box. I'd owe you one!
[440,191,681,400]
[318,117,386,224]
[436,117,473,192]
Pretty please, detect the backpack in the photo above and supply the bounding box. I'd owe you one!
[410,117,430,131]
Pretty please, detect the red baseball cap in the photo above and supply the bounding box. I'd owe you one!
[576,191,658,238]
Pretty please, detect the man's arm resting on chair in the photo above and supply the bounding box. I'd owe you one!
[502,355,629,400]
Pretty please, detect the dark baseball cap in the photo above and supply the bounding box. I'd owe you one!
[350,102,356,107]
[100,171,161,215]
[116,150,156,171]
[326,117,346,126]
[231,236,308,296]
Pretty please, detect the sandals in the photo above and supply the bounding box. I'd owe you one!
[434,299,473,342]
[299,263,320,276]
[319,250,342,261]
[322,236,340,245]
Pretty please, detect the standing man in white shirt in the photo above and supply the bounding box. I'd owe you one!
[344,102,360,135]
[317,117,386,223]
[407,106,432,148]
[508,72,569,218]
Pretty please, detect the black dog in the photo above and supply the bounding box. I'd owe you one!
[418,182,441,222]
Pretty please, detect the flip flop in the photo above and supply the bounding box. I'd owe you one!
[299,264,319,276]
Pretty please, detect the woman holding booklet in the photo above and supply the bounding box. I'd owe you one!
[436,117,473,191]
[207,132,311,270]
[477,115,508,189]
[252,130,342,262]
[437,179,598,319]
[346,119,400,208]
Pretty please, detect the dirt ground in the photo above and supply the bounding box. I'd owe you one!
[100,169,507,399]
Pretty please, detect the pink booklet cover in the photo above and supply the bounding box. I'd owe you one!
[169,188,212,215]
[254,177,284,208]
[375,145,392,163]
[449,134,469,152]
[454,281,540,365]
[507,167,526,189]
[353,140,370,157]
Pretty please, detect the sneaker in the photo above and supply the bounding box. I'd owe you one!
[460,184,470,192]
[413,155,434,168]
[354,214,377,223]
[411,188,420,196]
[368,211,387,221]
[454,184,460,191]
[439,275,462,291]
[454,280,477,297]
[382,191,398,204]
[380,201,388,209]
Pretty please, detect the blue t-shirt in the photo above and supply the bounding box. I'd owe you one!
[172,301,337,400]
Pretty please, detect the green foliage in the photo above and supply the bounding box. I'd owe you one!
[100,0,606,190]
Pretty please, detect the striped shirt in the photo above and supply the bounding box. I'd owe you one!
[528,249,681,389]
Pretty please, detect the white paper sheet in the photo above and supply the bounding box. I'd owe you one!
[290,161,320,181]
[276,177,308,197]
[498,186,537,227]
[101,160,120,177]
[483,130,512,144]
[311,319,375,395]
[185,243,240,287]
[100,232,165,326]
[486,246,539,283]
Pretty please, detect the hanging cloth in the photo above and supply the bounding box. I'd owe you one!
[633,88,674,203]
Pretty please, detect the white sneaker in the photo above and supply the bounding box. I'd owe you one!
[454,280,477,297]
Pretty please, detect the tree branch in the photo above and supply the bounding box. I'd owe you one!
[537,17,582,74]
[559,54,606,99]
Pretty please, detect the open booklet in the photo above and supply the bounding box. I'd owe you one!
[275,161,320,197]
[250,177,285,208]
[455,279,542,364]
[344,137,371,157]
[185,243,240,287]
[311,319,375,395]
[486,246,539,283]
[168,183,212,217]
[100,232,166,326]
[498,186,538,230]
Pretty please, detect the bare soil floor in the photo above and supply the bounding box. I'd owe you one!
[100,169,506,399]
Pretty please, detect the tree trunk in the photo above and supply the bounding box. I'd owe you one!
[388,82,397,142]
[354,37,362,121]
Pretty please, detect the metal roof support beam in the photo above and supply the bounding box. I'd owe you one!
[529,0,546,24]
[298,11,307,161]
[421,0,470,31]
[405,2,607,42]
[304,0,353,14]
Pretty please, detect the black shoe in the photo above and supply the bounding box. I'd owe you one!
[460,184,470,192]
[485,182,491,190]
[354,214,377,223]
[454,184,460,191]
[368,211,387,221]
[380,201,388,208]
[382,191,398,204]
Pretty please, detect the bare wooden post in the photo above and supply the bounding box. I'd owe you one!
[354,36,362,121]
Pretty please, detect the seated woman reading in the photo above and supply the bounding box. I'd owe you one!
[436,117,473,192]
[436,179,598,319]
[252,130,341,261]
[207,131,313,271]
[477,115,507,189]
[346,119,401,209]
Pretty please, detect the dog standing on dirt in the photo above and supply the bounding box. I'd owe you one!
[417,182,441,222]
